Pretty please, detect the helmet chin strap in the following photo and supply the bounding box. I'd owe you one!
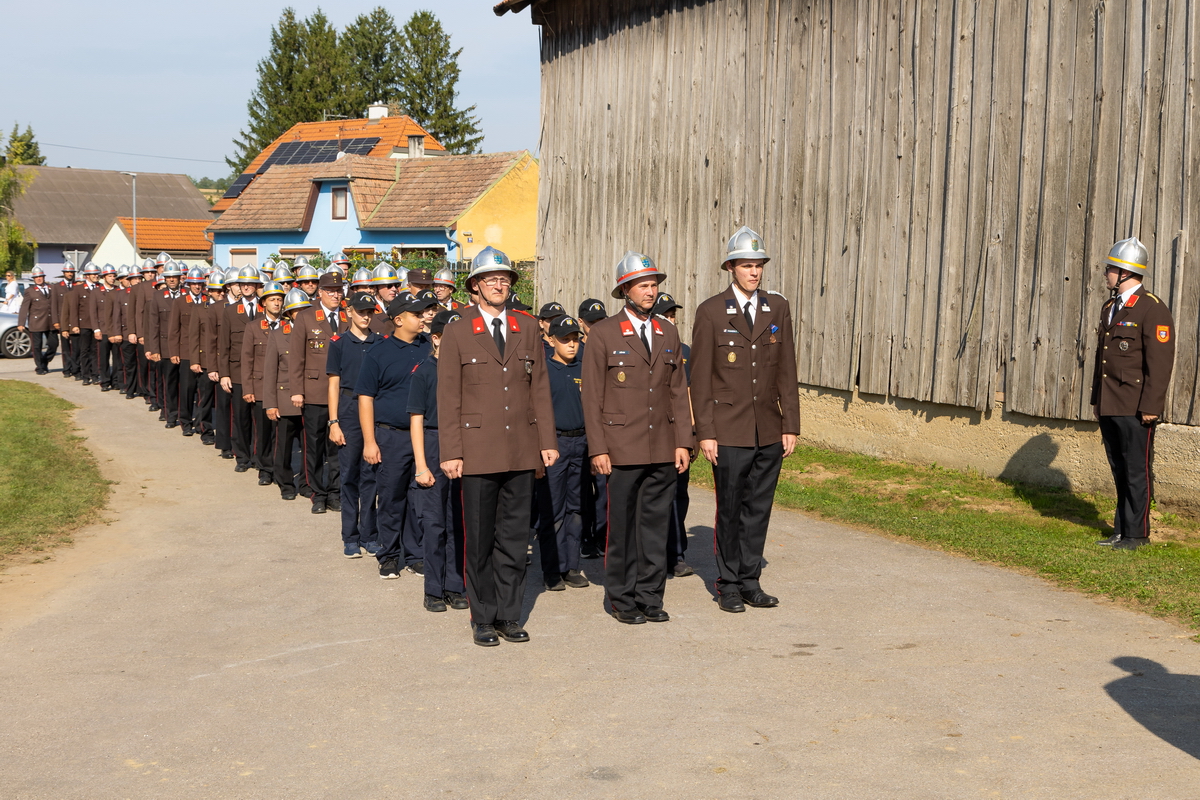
[1110,270,1139,300]
[623,295,649,319]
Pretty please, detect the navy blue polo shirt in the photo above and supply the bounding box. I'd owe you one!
[325,329,380,391]
[406,355,440,429]
[546,355,584,431]
[355,334,430,428]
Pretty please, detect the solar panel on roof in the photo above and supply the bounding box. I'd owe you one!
[257,138,381,172]
[222,173,255,199]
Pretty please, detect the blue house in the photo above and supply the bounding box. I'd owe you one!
[206,151,537,269]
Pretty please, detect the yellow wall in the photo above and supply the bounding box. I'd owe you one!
[456,153,538,263]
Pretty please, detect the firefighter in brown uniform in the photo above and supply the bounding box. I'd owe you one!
[1091,237,1176,550]
[167,267,206,436]
[264,289,310,500]
[438,247,558,646]
[288,272,344,514]
[113,267,140,397]
[51,262,76,378]
[17,267,55,374]
[241,281,287,486]
[132,259,159,401]
[66,262,101,384]
[89,265,121,391]
[691,227,800,612]
[146,261,185,425]
[190,270,226,447]
[219,266,264,471]
[580,252,692,624]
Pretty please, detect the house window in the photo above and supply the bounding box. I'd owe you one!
[332,187,348,220]
[230,248,257,268]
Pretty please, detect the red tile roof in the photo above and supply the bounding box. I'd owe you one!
[364,152,530,229]
[116,217,212,253]
[211,116,445,213]
[206,166,319,232]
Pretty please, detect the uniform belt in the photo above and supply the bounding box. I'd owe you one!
[375,422,409,432]
[340,386,354,396]
[557,428,586,437]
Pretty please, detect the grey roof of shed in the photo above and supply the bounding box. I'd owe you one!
[11,166,212,247]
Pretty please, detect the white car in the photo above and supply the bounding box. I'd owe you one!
[0,312,32,358]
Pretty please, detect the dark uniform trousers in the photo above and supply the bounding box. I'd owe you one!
[1099,416,1156,540]
[77,330,97,381]
[605,463,675,613]
[149,359,162,407]
[214,384,233,453]
[178,361,198,433]
[30,331,56,373]
[97,337,115,388]
[462,469,535,625]
[373,424,414,562]
[136,344,149,397]
[251,401,275,480]
[62,332,79,377]
[336,393,378,546]
[667,468,692,569]
[412,429,465,598]
[118,344,137,396]
[273,413,303,496]
[582,473,608,556]
[194,373,215,438]
[161,361,181,424]
[300,403,339,502]
[713,442,783,594]
[230,386,254,467]
[536,432,587,576]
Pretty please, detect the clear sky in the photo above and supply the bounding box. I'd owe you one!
[2,1,540,178]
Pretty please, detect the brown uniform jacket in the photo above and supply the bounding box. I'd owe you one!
[1090,285,1176,417]
[262,323,298,414]
[287,304,337,405]
[168,292,202,363]
[241,316,279,400]
[581,311,692,465]
[66,282,98,330]
[90,285,120,337]
[218,299,259,386]
[146,289,182,357]
[190,299,220,371]
[437,306,557,474]
[130,280,157,341]
[50,279,74,329]
[18,284,54,331]
[114,287,137,339]
[690,287,801,446]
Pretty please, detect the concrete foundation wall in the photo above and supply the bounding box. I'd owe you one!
[797,386,1200,515]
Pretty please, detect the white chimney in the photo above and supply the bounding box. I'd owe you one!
[407,135,426,159]
[367,102,388,120]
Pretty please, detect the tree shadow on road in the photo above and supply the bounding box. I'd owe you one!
[1104,656,1200,761]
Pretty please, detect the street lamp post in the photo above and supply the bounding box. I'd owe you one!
[120,172,137,261]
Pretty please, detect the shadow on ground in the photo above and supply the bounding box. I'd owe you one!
[1105,656,1200,761]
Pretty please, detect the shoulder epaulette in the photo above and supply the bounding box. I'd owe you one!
[1146,292,1161,303]
[767,290,786,298]
[330,333,340,342]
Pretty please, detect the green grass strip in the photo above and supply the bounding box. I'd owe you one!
[690,445,1200,631]
[0,380,109,563]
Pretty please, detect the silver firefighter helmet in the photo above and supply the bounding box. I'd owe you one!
[611,250,666,299]
[722,225,770,268]
[1105,237,1150,275]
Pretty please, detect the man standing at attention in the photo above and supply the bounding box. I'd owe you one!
[1091,237,1175,550]
[438,247,558,647]
[690,226,800,613]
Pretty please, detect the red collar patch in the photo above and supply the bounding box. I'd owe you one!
[260,319,269,330]
[1125,294,1140,308]
[315,309,325,322]
[620,319,635,336]
[472,315,486,335]
[651,319,664,336]
[282,322,292,334]
[508,315,521,333]
[330,333,341,342]
[236,305,244,315]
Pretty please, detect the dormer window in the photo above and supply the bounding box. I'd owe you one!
[332,187,348,220]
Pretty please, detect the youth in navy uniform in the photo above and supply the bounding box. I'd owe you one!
[409,308,469,612]
[327,292,383,557]
[358,292,436,579]
[535,315,592,592]
[652,292,695,577]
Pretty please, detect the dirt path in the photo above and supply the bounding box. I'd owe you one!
[2,358,1198,799]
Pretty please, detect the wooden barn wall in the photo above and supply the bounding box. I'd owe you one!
[531,0,1200,424]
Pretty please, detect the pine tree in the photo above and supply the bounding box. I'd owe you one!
[228,8,306,173]
[5,124,46,166]
[396,11,484,154]
[340,7,404,115]
[291,10,355,123]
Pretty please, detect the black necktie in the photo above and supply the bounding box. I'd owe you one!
[640,322,651,357]
[492,317,505,357]
[744,301,754,331]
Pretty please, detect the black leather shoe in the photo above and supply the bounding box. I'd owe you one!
[743,589,779,608]
[326,497,341,512]
[82,379,93,386]
[219,451,235,460]
[563,569,589,588]
[281,491,297,501]
[234,464,250,473]
[258,476,272,486]
[473,623,500,647]
[718,592,746,613]
[424,594,447,612]
[1096,533,1122,546]
[100,385,112,392]
[444,591,469,610]
[311,499,326,515]
[1113,538,1148,550]
[671,561,695,577]
[165,421,178,429]
[494,620,529,642]
[148,403,160,412]
[636,604,670,622]
[612,609,647,625]
[545,575,566,591]
[182,429,194,437]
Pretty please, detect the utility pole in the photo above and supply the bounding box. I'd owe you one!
[120,172,137,260]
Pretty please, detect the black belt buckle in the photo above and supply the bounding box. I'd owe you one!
[557,428,586,437]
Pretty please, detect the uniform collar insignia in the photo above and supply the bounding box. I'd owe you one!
[236,305,244,314]
[619,319,636,336]
[1124,294,1140,307]
[472,315,486,334]
[725,298,737,314]
[651,319,663,335]
[260,319,269,330]
[315,309,325,321]
[508,315,521,333]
